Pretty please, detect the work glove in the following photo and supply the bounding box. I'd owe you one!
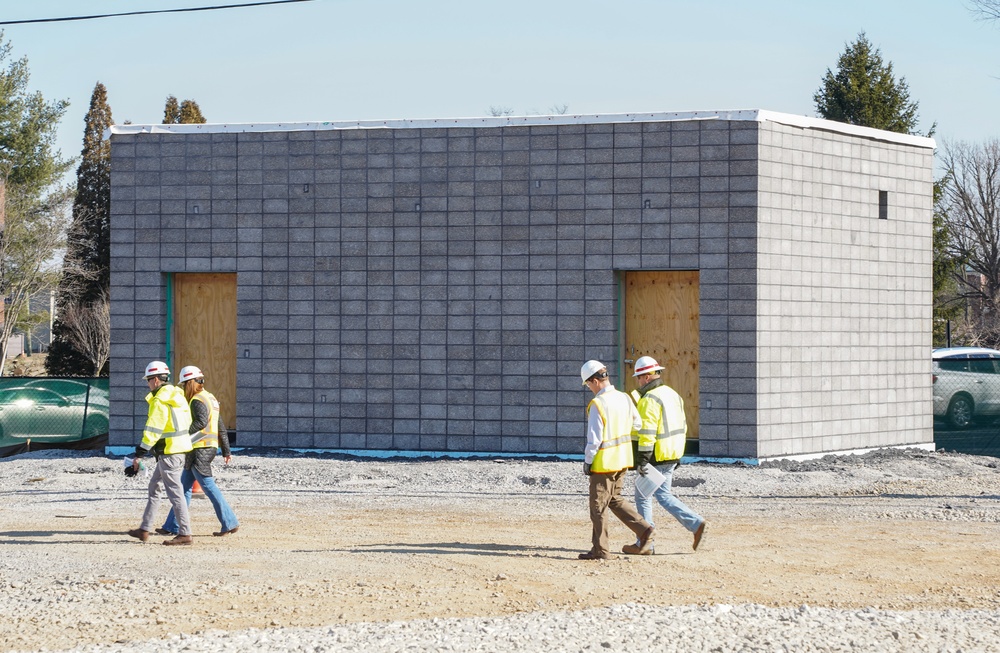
[583,461,592,476]
[636,451,652,475]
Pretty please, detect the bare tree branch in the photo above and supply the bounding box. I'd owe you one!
[55,291,110,376]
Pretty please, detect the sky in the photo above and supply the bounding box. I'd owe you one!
[4,0,1000,177]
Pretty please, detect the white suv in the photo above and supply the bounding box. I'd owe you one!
[932,346,1000,428]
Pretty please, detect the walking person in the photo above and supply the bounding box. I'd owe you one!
[159,366,240,537]
[127,361,195,546]
[624,355,706,554]
[578,360,655,560]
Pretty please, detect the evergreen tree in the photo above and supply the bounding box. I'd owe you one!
[163,95,206,124]
[0,32,72,374]
[163,95,180,124]
[0,34,70,193]
[813,32,921,135]
[178,99,206,124]
[47,82,112,376]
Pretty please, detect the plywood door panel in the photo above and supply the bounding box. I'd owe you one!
[173,274,237,431]
[622,270,699,440]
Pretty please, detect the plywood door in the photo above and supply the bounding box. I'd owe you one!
[622,270,699,440]
[173,274,237,431]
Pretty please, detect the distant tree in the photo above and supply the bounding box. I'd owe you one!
[939,139,1000,348]
[163,95,180,123]
[54,289,110,376]
[1,183,73,373]
[488,106,514,117]
[932,174,965,347]
[163,95,206,124]
[47,82,113,376]
[0,33,72,374]
[178,99,206,124]
[813,32,921,135]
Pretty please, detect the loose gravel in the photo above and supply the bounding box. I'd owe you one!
[1,447,999,652]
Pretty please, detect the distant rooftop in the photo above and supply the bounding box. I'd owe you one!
[108,109,935,149]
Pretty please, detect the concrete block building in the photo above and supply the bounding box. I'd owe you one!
[108,110,935,460]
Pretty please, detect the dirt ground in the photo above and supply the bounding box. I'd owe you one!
[2,451,1000,652]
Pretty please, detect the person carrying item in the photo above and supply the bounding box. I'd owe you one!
[624,355,706,554]
[159,366,240,537]
[579,360,655,560]
[127,361,195,546]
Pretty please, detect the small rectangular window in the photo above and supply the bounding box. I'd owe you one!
[878,190,888,219]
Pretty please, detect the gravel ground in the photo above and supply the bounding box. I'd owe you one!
[1,446,999,652]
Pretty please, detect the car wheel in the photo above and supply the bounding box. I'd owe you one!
[947,395,975,429]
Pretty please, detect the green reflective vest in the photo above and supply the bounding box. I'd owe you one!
[634,382,687,462]
[141,384,193,455]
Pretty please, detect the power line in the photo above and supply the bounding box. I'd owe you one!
[0,0,315,26]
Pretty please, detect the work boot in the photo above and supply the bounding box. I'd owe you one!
[635,526,655,554]
[693,522,706,551]
[163,535,193,546]
[127,529,149,542]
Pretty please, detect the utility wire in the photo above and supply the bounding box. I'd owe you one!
[0,0,315,26]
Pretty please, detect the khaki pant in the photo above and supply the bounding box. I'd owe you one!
[588,469,651,556]
[139,453,191,536]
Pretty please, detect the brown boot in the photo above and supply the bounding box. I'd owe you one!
[163,535,193,546]
[127,529,149,542]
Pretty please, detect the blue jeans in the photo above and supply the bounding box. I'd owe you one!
[162,466,239,534]
[635,462,703,534]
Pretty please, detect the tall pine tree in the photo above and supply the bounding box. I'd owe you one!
[813,32,921,135]
[46,82,112,376]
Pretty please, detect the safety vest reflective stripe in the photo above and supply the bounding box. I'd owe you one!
[599,434,631,449]
[144,426,164,435]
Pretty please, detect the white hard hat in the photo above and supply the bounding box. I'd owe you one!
[178,365,204,384]
[632,355,665,377]
[143,361,170,379]
[580,360,607,386]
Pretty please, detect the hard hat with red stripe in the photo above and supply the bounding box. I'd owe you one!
[178,365,204,384]
[632,355,664,377]
[143,361,170,379]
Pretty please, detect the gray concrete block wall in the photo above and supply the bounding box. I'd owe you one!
[108,113,932,460]
[755,122,934,457]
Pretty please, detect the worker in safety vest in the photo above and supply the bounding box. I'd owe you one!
[624,355,706,554]
[127,361,195,546]
[579,360,655,560]
[159,365,239,537]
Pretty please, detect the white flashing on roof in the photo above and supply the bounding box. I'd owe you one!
[107,109,935,149]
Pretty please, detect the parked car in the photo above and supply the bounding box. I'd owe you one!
[0,381,109,448]
[932,347,1000,428]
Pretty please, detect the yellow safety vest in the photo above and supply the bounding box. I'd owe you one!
[635,383,687,462]
[587,389,635,473]
[190,389,221,450]
[141,384,193,455]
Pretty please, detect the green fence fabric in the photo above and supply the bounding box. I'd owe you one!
[0,378,108,457]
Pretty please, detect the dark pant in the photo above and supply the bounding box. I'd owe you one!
[588,469,651,555]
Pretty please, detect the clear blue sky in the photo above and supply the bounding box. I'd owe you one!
[4,0,999,175]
